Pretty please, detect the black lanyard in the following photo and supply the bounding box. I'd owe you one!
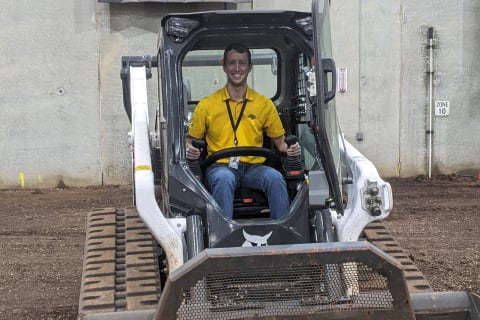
[225,99,248,146]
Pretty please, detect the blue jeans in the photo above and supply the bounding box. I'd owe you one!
[206,163,289,219]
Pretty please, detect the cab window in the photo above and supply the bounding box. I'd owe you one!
[182,48,278,103]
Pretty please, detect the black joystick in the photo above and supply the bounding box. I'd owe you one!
[284,135,303,178]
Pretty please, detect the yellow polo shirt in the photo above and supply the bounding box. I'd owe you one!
[188,86,285,164]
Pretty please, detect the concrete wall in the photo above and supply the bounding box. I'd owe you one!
[331,0,480,177]
[0,1,101,188]
[1,0,479,188]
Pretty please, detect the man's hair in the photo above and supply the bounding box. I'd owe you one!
[223,43,252,65]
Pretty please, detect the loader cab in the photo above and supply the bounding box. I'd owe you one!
[182,47,306,219]
[155,0,346,251]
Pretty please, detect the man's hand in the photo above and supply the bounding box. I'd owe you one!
[272,135,301,156]
[286,142,301,157]
[186,143,201,160]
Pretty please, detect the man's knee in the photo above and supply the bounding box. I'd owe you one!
[207,166,236,187]
[265,167,285,185]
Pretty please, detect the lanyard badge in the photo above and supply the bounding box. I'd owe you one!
[226,99,247,170]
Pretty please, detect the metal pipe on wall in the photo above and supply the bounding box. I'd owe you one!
[427,27,434,178]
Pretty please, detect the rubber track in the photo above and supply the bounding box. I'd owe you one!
[364,220,433,294]
[78,207,161,317]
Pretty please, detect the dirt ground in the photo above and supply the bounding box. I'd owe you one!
[0,175,479,319]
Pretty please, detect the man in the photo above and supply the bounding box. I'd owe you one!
[186,43,301,219]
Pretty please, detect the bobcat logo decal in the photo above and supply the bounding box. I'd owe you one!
[242,229,273,247]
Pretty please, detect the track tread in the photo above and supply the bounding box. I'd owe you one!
[78,207,160,317]
[364,221,433,294]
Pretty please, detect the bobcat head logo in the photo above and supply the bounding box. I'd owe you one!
[242,229,273,247]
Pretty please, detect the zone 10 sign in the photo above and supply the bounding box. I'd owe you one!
[435,100,450,116]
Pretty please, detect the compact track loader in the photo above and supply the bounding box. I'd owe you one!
[79,0,480,319]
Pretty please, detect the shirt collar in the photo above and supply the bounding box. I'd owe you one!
[222,85,252,102]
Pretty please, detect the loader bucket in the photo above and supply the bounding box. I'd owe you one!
[411,291,480,320]
[155,241,417,320]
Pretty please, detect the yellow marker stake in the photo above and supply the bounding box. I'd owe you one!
[19,172,25,188]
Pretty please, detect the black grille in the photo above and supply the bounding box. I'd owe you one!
[156,242,414,320]
[176,263,393,319]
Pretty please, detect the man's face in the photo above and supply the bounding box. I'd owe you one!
[223,50,252,87]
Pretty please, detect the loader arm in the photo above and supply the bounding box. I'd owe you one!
[126,61,185,272]
[334,137,393,242]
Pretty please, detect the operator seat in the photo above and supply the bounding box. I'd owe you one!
[188,139,277,219]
